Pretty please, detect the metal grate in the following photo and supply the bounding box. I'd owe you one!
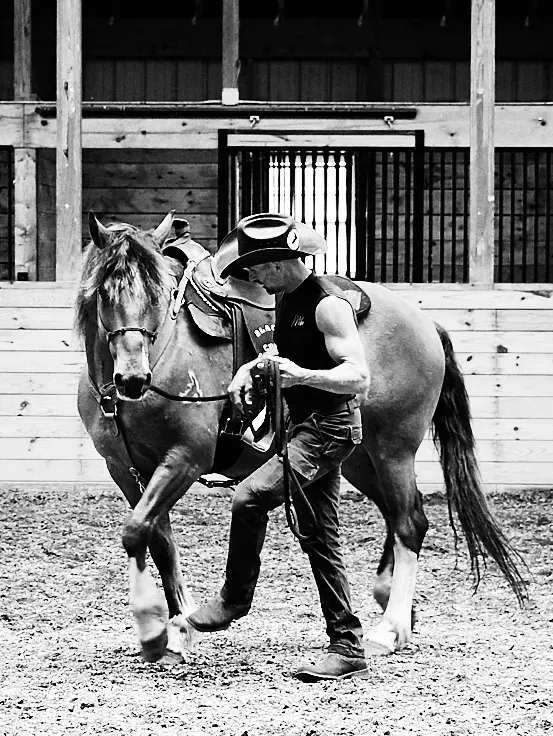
[496,149,552,283]
[222,142,427,282]
[425,148,470,283]
[220,141,553,284]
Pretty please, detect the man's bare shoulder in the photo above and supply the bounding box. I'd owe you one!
[315,294,356,334]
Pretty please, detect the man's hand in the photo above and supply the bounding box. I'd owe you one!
[227,362,255,414]
[266,355,309,388]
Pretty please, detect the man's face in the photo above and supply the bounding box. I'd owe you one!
[247,262,284,294]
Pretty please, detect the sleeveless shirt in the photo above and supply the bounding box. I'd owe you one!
[274,273,357,423]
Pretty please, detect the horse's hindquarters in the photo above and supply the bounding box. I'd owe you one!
[356,283,445,439]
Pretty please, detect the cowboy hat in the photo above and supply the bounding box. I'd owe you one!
[216,213,327,278]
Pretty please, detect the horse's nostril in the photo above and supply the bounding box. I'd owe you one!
[114,373,123,387]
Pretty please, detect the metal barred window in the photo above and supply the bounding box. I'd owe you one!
[218,136,553,284]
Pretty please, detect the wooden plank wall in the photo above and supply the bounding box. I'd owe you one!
[0,284,551,492]
[82,149,219,252]
[0,148,11,280]
[28,148,546,285]
[2,57,553,104]
[47,59,553,104]
[32,149,220,272]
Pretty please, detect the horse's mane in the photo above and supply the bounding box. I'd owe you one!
[75,223,174,343]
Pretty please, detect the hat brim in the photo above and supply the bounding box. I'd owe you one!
[215,221,327,279]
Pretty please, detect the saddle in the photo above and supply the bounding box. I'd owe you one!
[161,226,371,475]
[163,232,275,356]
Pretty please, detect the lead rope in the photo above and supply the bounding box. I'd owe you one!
[253,360,319,544]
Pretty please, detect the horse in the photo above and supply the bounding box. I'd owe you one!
[75,210,526,663]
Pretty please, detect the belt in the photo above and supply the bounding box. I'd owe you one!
[316,397,360,416]
[289,396,360,423]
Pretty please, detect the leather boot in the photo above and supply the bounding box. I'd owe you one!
[293,652,369,682]
[186,595,249,632]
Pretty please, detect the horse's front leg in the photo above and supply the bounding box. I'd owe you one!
[108,462,193,624]
[147,512,199,659]
[149,511,195,618]
[118,453,203,662]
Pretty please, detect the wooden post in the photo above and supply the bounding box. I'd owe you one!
[14,149,37,280]
[56,0,82,282]
[14,0,32,99]
[13,0,37,281]
[222,0,240,105]
[469,0,495,285]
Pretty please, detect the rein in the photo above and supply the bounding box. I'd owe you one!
[248,359,319,544]
[149,384,227,402]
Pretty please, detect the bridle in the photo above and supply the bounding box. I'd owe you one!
[104,325,158,344]
[97,295,160,347]
[93,282,228,403]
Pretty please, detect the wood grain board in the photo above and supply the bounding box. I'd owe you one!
[0,284,551,488]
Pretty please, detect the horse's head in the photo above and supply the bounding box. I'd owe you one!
[77,211,176,401]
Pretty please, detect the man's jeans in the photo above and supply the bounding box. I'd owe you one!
[221,408,364,658]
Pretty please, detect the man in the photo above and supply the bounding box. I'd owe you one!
[187,213,371,682]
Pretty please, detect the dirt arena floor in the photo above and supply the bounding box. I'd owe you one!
[0,483,551,736]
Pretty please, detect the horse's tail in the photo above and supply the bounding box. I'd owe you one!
[430,322,527,604]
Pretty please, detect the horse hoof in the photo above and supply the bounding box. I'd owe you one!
[157,649,184,667]
[364,639,395,656]
[167,613,202,654]
[140,628,169,662]
[365,627,398,656]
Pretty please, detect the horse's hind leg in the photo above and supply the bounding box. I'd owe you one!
[368,452,428,653]
[343,446,428,654]
[341,448,396,615]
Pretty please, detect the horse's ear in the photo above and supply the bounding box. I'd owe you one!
[88,211,110,249]
[152,210,175,247]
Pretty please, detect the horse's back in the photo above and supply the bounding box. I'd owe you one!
[355,283,445,445]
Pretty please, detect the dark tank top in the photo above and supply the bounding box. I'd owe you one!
[274,273,356,423]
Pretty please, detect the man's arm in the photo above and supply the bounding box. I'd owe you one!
[269,295,370,395]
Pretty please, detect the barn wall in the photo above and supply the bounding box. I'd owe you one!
[78,59,553,105]
[81,149,219,252]
[0,148,11,280]
[3,12,553,104]
[32,147,552,284]
[2,58,553,104]
[36,149,56,281]
[0,283,551,492]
